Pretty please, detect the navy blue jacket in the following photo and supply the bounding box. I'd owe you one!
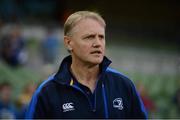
[26,55,147,119]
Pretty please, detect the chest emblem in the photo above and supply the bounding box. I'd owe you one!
[62,102,75,112]
[113,98,123,110]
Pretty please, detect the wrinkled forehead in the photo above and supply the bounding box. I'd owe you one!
[74,17,105,28]
[70,18,105,36]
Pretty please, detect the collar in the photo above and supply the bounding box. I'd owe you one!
[54,55,112,85]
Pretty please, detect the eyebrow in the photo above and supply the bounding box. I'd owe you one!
[81,34,95,39]
[81,33,104,39]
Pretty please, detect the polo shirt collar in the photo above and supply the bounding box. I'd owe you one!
[54,55,111,85]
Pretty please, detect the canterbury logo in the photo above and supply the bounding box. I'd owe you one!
[62,102,75,112]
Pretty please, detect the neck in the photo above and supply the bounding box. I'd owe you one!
[70,59,100,92]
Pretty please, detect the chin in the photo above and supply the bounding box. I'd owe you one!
[90,57,103,65]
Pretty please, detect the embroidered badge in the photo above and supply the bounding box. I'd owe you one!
[113,98,123,110]
[62,102,75,112]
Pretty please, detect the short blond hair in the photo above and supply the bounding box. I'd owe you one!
[64,11,106,36]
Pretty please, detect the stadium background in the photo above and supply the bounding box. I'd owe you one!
[0,0,179,118]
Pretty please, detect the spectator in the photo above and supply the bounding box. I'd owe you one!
[41,27,60,64]
[137,82,156,115]
[18,83,37,107]
[15,83,37,118]
[0,25,27,67]
[0,82,17,119]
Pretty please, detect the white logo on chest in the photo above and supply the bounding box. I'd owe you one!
[113,98,123,110]
[62,102,75,112]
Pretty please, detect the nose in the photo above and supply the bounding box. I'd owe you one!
[92,36,101,47]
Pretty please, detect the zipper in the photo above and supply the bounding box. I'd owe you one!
[69,84,95,111]
[65,79,109,118]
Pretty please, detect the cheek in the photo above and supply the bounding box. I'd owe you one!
[74,42,90,53]
[82,44,91,53]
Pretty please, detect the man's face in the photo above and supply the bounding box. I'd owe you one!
[68,18,105,66]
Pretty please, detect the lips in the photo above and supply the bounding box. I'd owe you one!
[90,50,102,54]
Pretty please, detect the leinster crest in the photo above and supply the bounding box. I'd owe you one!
[113,98,123,110]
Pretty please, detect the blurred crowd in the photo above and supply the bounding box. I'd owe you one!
[0,24,62,118]
[0,24,179,118]
[0,81,37,119]
[0,25,27,67]
[0,75,180,119]
[0,24,61,68]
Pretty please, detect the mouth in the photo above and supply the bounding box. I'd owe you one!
[90,50,102,55]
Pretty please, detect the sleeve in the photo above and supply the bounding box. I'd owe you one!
[25,90,49,119]
[129,82,148,119]
[25,75,55,119]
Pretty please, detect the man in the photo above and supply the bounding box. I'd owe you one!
[26,11,147,119]
[0,82,17,119]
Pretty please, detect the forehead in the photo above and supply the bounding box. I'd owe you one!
[71,18,105,36]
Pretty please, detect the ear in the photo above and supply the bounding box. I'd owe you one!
[64,36,73,51]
